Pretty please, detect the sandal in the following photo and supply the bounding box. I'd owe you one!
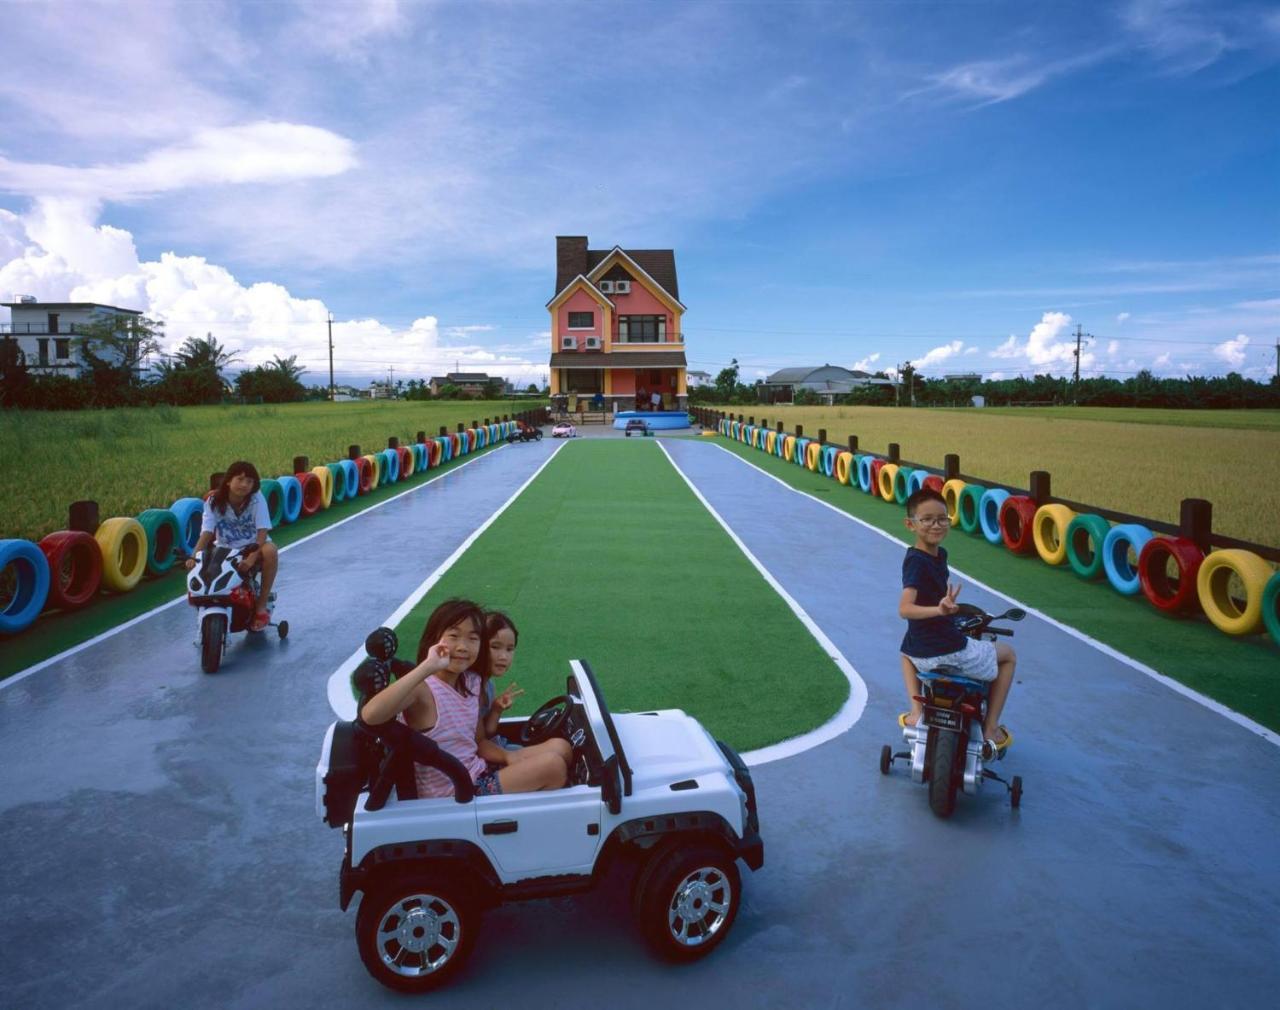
[897,711,923,729]
[250,610,271,632]
[981,726,1013,760]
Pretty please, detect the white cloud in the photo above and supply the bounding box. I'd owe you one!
[986,312,1094,371]
[1116,311,1130,322]
[911,340,965,370]
[1213,333,1249,368]
[851,352,880,371]
[964,346,978,355]
[1153,352,1172,367]
[1107,340,1121,356]
[990,335,1022,359]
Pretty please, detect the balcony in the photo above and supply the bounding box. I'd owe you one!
[612,332,685,346]
[0,322,86,335]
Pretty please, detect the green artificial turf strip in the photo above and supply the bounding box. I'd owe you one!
[392,439,850,752]
[714,437,1280,733]
[0,441,504,681]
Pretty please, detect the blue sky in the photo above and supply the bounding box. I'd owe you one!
[0,0,1276,388]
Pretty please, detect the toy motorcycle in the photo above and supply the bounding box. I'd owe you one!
[879,604,1024,817]
[186,545,288,674]
[506,422,543,444]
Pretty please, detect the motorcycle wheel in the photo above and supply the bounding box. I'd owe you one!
[534,429,543,441]
[200,613,227,674]
[928,730,960,818]
[879,744,892,775]
[1010,775,1022,809]
[277,620,289,640]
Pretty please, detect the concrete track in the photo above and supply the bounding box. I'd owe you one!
[1,437,1277,1009]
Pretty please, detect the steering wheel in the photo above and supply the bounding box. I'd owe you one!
[520,695,571,745]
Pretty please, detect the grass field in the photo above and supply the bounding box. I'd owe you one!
[713,436,1280,733]
[0,400,543,543]
[389,440,850,752]
[712,405,1280,546]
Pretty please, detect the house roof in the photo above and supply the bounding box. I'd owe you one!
[447,372,490,382]
[549,351,687,368]
[1,301,141,314]
[764,364,871,385]
[555,236,680,302]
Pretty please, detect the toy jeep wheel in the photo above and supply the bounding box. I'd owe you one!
[356,875,477,993]
[634,842,741,961]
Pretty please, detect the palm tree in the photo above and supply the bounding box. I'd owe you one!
[174,333,240,378]
[269,354,307,382]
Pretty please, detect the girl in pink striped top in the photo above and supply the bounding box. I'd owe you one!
[360,598,568,798]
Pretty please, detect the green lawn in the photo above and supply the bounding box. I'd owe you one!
[713,436,1280,733]
[391,439,850,752]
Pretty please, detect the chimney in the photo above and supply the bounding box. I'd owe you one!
[556,236,588,294]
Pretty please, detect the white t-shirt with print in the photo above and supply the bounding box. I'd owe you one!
[201,492,272,549]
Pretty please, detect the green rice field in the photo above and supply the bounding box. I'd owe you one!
[0,400,543,543]
[391,440,850,752]
[714,405,1280,547]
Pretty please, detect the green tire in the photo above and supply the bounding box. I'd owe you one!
[893,467,913,504]
[326,463,347,503]
[259,478,285,528]
[957,484,985,534]
[1262,570,1280,647]
[136,508,182,576]
[1066,513,1111,580]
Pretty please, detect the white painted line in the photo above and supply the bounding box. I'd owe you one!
[1,445,511,692]
[326,441,567,719]
[655,440,869,768]
[703,439,1279,748]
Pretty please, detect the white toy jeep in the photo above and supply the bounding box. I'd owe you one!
[316,659,763,993]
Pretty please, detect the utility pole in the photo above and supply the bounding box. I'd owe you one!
[1072,323,1093,402]
[327,312,334,401]
[388,364,395,398]
[1274,340,1279,382]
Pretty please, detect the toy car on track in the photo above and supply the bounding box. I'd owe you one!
[317,659,762,993]
[624,418,652,437]
[552,421,577,438]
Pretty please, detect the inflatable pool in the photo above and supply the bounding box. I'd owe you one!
[612,410,690,431]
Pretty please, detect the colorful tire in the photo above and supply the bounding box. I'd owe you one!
[399,445,414,475]
[775,433,786,458]
[922,475,944,494]
[1262,570,1280,645]
[794,438,810,467]
[296,471,323,517]
[1066,513,1110,580]
[871,459,886,497]
[998,496,1037,555]
[1102,523,1154,595]
[876,463,898,502]
[381,449,400,484]
[277,475,303,523]
[835,452,853,486]
[978,489,1010,544]
[804,442,821,471]
[783,436,796,463]
[856,455,873,492]
[765,431,777,454]
[449,433,462,458]
[137,508,182,575]
[94,517,147,593]
[1196,549,1274,636]
[38,530,101,611]
[311,465,334,508]
[354,458,373,495]
[941,479,966,524]
[428,439,443,468]
[907,470,928,496]
[893,467,913,504]
[257,479,284,527]
[340,460,359,498]
[361,453,380,488]
[1032,504,1075,566]
[957,484,985,534]
[1138,537,1204,614]
[168,497,205,556]
[411,443,425,472]
[0,538,51,632]
[326,463,347,503]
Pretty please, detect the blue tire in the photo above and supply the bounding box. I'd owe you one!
[382,448,400,483]
[168,497,205,556]
[1103,523,1154,595]
[794,438,810,467]
[856,454,873,492]
[0,538,51,635]
[907,470,928,496]
[979,489,1011,544]
[820,445,837,477]
[340,459,359,498]
[277,475,303,524]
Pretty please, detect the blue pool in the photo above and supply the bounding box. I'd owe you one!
[612,410,691,430]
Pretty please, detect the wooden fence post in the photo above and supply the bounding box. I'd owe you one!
[1030,470,1051,505]
[69,500,99,534]
[292,455,309,473]
[848,435,858,454]
[1180,499,1213,553]
[887,443,900,464]
[944,454,959,480]
[348,444,361,459]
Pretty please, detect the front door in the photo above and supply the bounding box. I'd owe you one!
[474,785,602,877]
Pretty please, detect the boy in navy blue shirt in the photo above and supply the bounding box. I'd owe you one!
[898,488,1016,754]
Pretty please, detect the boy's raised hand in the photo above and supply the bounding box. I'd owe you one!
[494,683,525,712]
[939,582,962,616]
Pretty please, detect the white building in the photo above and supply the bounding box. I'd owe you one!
[0,297,142,376]
[687,369,712,388]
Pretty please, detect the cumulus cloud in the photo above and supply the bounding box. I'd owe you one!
[1213,333,1250,368]
[0,200,544,385]
[0,123,357,201]
[987,312,1095,371]
[911,340,965,370]
[851,352,881,371]
[1153,352,1172,368]
[1116,311,1130,322]
[1107,340,1121,356]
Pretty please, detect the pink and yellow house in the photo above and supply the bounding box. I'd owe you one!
[547,236,687,412]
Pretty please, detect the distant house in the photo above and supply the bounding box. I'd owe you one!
[760,364,893,404]
[429,372,491,396]
[547,235,687,412]
[368,380,395,399]
[0,297,142,376]
[687,369,712,388]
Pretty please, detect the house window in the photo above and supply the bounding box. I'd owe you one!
[55,338,71,360]
[47,313,59,334]
[37,338,49,365]
[618,315,667,342]
[567,311,594,329]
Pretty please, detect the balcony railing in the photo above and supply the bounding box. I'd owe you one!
[611,332,685,345]
[0,322,85,335]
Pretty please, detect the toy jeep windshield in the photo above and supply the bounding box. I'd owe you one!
[316,660,763,993]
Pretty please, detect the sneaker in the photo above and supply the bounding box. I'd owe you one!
[250,610,271,632]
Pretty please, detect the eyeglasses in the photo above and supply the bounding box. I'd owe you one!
[910,515,952,527]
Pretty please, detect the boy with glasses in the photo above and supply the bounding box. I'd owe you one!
[898,488,1015,756]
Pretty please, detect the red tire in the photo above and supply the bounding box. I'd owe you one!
[1138,536,1205,614]
[998,495,1037,555]
[356,456,374,493]
[428,439,442,468]
[295,471,323,517]
[38,530,103,610]
[922,475,944,493]
[870,459,885,494]
[398,445,414,477]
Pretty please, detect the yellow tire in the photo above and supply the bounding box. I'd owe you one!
[310,465,334,509]
[765,431,777,454]
[942,479,966,524]
[1196,549,1275,636]
[878,463,899,502]
[805,441,821,471]
[835,451,853,485]
[783,436,796,462]
[364,454,382,487]
[94,517,147,593]
[1032,504,1076,566]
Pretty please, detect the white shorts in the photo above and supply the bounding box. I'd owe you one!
[907,638,998,683]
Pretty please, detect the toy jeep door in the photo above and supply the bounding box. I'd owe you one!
[474,786,603,876]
